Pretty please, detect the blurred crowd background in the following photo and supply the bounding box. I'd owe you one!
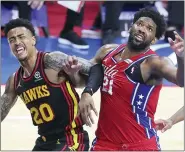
[1,1,184,50]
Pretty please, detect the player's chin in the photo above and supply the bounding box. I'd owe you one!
[17,54,28,61]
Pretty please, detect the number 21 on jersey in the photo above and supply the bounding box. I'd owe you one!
[102,76,114,95]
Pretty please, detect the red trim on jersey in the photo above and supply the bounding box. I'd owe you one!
[14,69,19,90]
[77,117,83,125]
[80,133,84,150]
[69,134,74,146]
[65,132,72,146]
[60,144,67,151]
[103,43,126,61]
[70,85,84,126]
[60,83,73,123]
[65,83,75,122]
[75,117,83,128]
[40,52,64,87]
[81,144,85,151]
[21,52,41,82]
[77,133,83,150]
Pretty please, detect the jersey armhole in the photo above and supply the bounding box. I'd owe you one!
[13,68,21,90]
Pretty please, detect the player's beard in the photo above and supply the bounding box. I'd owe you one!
[127,31,151,52]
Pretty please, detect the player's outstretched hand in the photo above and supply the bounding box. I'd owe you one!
[62,55,82,75]
[155,119,173,133]
[78,93,98,127]
[168,31,184,58]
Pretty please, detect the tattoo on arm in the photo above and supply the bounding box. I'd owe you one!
[78,57,94,75]
[1,94,18,121]
[44,51,94,75]
[44,51,68,71]
[1,75,18,122]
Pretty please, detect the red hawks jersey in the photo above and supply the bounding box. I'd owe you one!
[96,44,162,144]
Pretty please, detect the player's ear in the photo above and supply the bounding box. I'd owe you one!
[32,36,36,46]
[151,38,157,45]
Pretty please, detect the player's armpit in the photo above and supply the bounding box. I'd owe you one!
[148,56,181,86]
[1,74,18,122]
[90,44,119,64]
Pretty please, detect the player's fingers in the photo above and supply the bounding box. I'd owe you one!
[86,105,92,127]
[155,125,160,130]
[91,102,98,116]
[83,105,90,126]
[72,55,78,65]
[64,59,71,69]
[62,62,68,72]
[37,1,43,10]
[155,119,164,124]
[71,64,82,70]
[161,125,170,133]
[174,41,184,49]
[88,106,95,125]
[30,1,37,9]
[174,31,183,42]
[168,37,175,46]
[68,56,73,66]
[177,47,184,52]
[81,106,88,125]
[27,1,32,5]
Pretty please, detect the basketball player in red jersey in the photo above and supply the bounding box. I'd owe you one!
[64,8,184,151]
[1,18,104,151]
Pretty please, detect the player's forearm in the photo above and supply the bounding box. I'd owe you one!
[176,56,184,87]
[78,57,94,75]
[68,57,93,88]
[169,106,184,125]
[82,64,104,95]
[1,95,17,122]
[1,108,10,122]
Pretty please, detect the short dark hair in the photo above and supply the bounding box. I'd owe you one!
[4,18,36,37]
[133,7,167,39]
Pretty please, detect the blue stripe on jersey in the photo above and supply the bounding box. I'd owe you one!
[131,83,159,141]
[91,137,97,150]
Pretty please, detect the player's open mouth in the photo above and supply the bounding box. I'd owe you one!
[16,46,25,55]
[135,34,144,41]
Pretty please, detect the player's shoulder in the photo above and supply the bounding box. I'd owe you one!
[93,44,119,63]
[144,55,174,69]
[4,73,16,91]
[100,44,119,55]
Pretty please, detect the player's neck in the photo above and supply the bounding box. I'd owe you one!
[20,50,38,77]
[125,45,150,57]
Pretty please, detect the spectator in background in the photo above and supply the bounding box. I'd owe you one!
[164,1,184,41]
[1,1,44,21]
[58,7,89,50]
[1,1,44,36]
[91,1,154,45]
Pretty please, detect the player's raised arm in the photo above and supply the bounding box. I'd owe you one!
[1,74,18,122]
[147,31,184,87]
